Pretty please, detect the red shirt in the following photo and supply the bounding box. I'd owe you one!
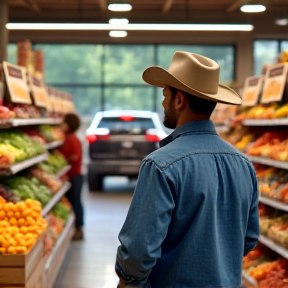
[58,133,82,178]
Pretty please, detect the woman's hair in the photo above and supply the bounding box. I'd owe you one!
[64,113,81,134]
[170,86,217,116]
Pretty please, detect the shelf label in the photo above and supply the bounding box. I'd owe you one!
[261,63,288,103]
[29,75,50,108]
[242,75,263,106]
[2,62,32,104]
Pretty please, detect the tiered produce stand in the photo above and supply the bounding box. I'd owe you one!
[0,60,75,287]
[214,60,288,287]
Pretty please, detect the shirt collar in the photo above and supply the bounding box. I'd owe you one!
[160,120,217,148]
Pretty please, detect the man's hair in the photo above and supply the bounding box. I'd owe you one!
[170,86,217,116]
[64,113,81,134]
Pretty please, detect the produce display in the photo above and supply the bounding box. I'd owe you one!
[256,164,288,202]
[30,167,62,193]
[234,103,288,121]
[44,200,72,256]
[0,197,48,254]
[1,176,52,207]
[243,245,288,288]
[38,151,68,175]
[39,125,64,143]
[0,130,44,168]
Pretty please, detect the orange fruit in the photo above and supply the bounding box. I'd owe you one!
[7,246,16,254]
[14,212,21,220]
[16,202,26,213]
[0,247,6,254]
[1,240,9,248]
[3,203,10,213]
[6,211,14,219]
[17,218,26,227]
[8,238,17,247]
[16,246,27,254]
[21,209,32,218]
[9,218,18,227]
[19,226,27,234]
[0,211,5,220]
[0,220,8,228]
[10,204,17,213]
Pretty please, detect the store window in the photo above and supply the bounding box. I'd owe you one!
[103,45,154,84]
[7,43,17,64]
[104,86,154,111]
[157,45,235,84]
[281,41,288,51]
[34,44,103,84]
[253,40,279,75]
[7,44,236,116]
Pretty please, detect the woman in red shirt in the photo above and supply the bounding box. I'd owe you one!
[58,113,84,240]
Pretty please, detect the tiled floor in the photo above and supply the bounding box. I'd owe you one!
[58,178,134,288]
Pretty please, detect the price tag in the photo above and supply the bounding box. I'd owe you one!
[242,76,263,106]
[29,75,50,108]
[261,63,288,104]
[2,62,32,104]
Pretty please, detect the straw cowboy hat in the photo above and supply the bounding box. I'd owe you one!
[142,51,242,105]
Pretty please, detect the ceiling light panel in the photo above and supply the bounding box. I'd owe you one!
[108,4,132,11]
[240,4,266,13]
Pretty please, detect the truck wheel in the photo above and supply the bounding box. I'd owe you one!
[88,172,103,192]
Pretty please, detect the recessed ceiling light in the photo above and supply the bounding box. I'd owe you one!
[108,4,132,12]
[6,23,254,32]
[240,4,266,13]
[109,30,128,37]
[109,18,129,25]
[275,18,288,26]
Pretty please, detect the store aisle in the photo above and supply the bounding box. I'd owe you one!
[58,180,134,288]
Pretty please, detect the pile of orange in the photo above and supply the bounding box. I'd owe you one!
[0,197,48,254]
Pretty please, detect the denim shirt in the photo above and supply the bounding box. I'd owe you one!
[116,120,259,288]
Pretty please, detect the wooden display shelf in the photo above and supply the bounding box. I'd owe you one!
[259,195,288,212]
[243,119,288,126]
[56,165,71,178]
[0,153,48,176]
[0,237,45,287]
[247,156,288,170]
[41,182,71,217]
[44,213,75,288]
[43,140,64,150]
[0,118,62,128]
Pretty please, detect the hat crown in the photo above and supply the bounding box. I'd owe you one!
[168,52,219,94]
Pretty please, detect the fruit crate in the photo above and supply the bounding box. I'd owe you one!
[0,237,45,287]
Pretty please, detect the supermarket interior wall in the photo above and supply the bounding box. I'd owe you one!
[0,0,8,62]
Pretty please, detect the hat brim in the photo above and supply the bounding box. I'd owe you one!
[142,66,242,105]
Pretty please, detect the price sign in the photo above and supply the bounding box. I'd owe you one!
[29,75,50,108]
[242,76,263,106]
[2,62,32,104]
[261,63,288,104]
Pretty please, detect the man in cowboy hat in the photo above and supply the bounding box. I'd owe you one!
[115,52,259,288]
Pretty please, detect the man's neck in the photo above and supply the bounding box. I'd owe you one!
[176,114,210,128]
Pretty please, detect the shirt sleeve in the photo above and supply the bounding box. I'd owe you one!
[115,159,175,286]
[244,169,260,256]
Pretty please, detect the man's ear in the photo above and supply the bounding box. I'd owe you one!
[175,91,186,109]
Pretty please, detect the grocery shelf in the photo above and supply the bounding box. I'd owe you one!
[259,196,288,212]
[43,140,64,150]
[44,212,75,288]
[259,235,288,260]
[242,270,258,287]
[0,118,62,128]
[243,119,288,126]
[247,156,288,170]
[56,165,71,178]
[41,182,71,217]
[0,153,48,175]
